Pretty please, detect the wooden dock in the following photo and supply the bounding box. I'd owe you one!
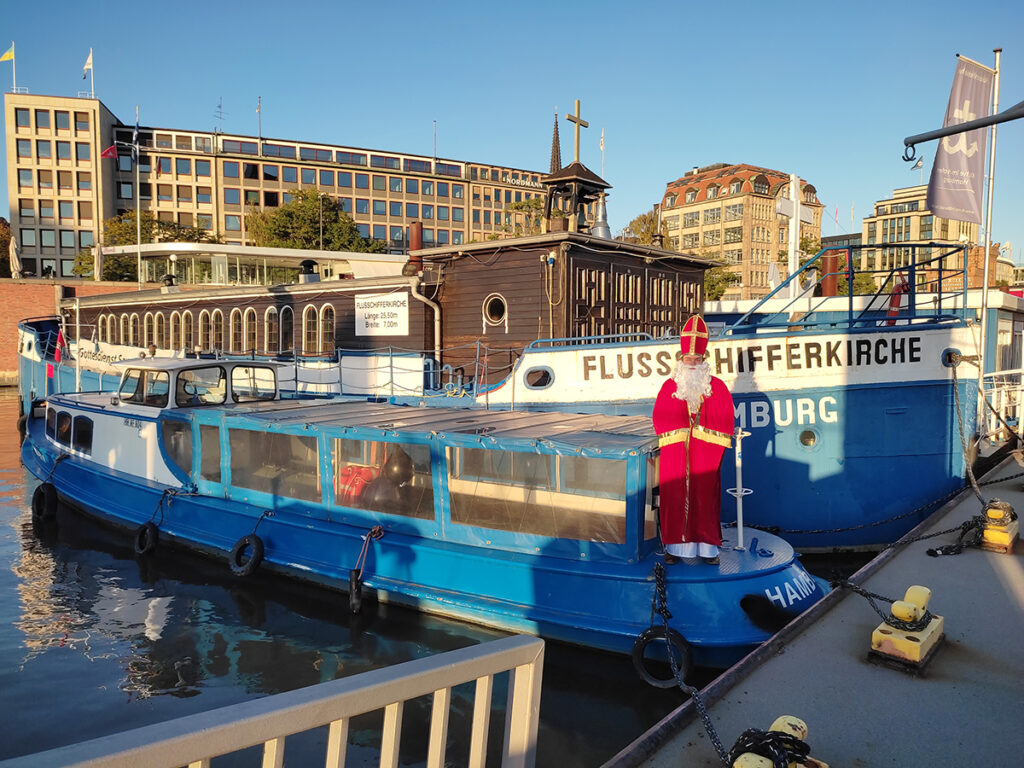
[606,455,1024,767]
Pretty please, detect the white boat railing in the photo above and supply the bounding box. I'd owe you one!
[0,635,545,768]
[981,367,1024,442]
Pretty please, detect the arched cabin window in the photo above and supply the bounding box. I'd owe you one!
[244,308,257,353]
[265,308,279,354]
[320,304,335,354]
[280,306,294,353]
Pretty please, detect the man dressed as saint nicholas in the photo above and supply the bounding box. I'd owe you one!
[652,315,734,565]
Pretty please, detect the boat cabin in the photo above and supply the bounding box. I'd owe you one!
[110,358,284,410]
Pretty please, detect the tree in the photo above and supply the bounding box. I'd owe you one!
[704,265,741,300]
[623,207,669,246]
[246,189,385,253]
[502,197,545,236]
[0,218,11,279]
[73,211,222,280]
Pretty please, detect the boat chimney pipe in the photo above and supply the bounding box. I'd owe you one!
[403,222,424,276]
[821,253,839,297]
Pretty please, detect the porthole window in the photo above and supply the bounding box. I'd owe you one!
[799,430,818,448]
[482,293,508,333]
[524,367,554,389]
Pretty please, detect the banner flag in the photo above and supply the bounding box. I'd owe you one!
[926,57,994,224]
[82,49,92,78]
[0,44,13,63]
[100,144,117,159]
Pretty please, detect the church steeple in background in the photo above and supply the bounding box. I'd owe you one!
[549,107,562,173]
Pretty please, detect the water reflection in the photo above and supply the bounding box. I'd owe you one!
[0,392,685,765]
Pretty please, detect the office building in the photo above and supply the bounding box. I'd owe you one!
[5,93,548,279]
[659,163,823,300]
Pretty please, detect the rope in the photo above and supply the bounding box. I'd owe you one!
[44,453,69,483]
[830,579,933,632]
[354,525,384,577]
[251,509,274,536]
[652,563,729,765]
[950,363,985,504]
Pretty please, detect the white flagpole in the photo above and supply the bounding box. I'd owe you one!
[89,47,94,98]
[11,41,15,92]
[977,47,1001,439]
[136,105,142,290]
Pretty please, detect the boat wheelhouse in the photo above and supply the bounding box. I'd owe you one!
[23,358,823,669]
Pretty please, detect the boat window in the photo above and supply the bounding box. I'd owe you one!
[72,416,93,454]
[119,369,170,408]
[175,366,227,407]
[55,411,72,447]
[331,439,433,519]
[45,407,56,439]
[231,366,276,402]
[200,424,221,482]
[448,448,626,543]
[162,420,192,475]
[645,454,659,541]
[230,429,321,502]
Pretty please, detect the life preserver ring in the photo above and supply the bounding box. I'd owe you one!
[229,534,264,577]
[31,483,58,523]
[631,626,693,688]
[134,522,159,555]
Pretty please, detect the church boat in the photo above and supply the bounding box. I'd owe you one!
[21,356,825,670]
[19,235,1022,551]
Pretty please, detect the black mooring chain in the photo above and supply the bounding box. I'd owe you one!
[652,563,729,765]
[830,579,933,632]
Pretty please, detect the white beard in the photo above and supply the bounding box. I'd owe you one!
[671,360,712,412]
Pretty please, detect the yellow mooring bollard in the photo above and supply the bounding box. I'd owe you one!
[980,499,1018,554]
[731,716,829,768]
[869,585,945,673]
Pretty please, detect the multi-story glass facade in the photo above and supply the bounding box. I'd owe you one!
[5,93,547,278]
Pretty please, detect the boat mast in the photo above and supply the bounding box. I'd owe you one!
[977,48,1001,437]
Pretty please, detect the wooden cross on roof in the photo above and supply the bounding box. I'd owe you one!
[565,99,588,164]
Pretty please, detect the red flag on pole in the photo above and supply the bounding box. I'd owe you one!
[100,144,118,159]
[54,329,67,364]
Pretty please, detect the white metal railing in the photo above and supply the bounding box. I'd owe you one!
[0,635,545,768]
[982,367,1024,441]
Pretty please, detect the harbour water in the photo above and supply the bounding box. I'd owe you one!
[0,391,688,766]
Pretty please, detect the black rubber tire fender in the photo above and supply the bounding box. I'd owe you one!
[31,483,58,523]
[17,415,27,446]
[134,522,159,555]
[631,625,693,689]
[229,534,264,577]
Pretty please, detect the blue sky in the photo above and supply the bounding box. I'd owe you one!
[3,0,1022,261]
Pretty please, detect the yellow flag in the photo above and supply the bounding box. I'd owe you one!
[0,45,13,63]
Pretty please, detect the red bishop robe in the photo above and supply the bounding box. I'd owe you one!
[652,376,735,547]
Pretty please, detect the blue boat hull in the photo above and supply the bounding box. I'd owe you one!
[22,413,823,670]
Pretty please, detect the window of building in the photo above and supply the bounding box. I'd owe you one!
[225,215,241,231]
[356,223,369,238]
[60,230,75,249]
[437,206,449,221]
[177,185,192,202]
[139,182,152,199]
[197,187,212,204]
[422,205,433,220]
[373,200,386,215]
[16,139,31,158]
[436,163,460,177]
[58,201,73,219]
[452,231,463,245]
[20,229,36,247]
[54,111,69,130]
[245,190,259,205]
[155,157,171,175]
[40,229,56,248]
[224,188,240,205]
[390,226,404,243]
[222,140,258,155]
[75,143,90,161]
[15,108,29,127]
[372,175,386,191]
[264,191,279,207]
[223,161,239,178]
[704,208,721,224]
[405,178,418,194]
[78,203,93,222]
[452,207,463,222]
[338,171,351,187]
[57,141,72,160]
[370,155,400,170]
[17,169,32,188]
[195,159,210,177]
[437,183,449,197]
[301,168,315,184]
[118,154,132,172]
[685,189,697,203]
[422,181,433,195]
[389,201,402,216]
[337,151,367,166]
[753,177,770,195]
[319,169,334,186]
[724,203,744,221]
[406,203,418,218]
[373,225,385,240]
[197,214,212,230]
[339,197,352,213]
[19,199,33,218]
[355,173,369,189]
[422,228,434,244]
[40,200,54,220]
[175,158,191,176]
[282,166,297,183]
[116,181,133,199]
[157,184,172,201]
[355,198,369,214]
[437,230,449,245]
[724,226,743,244]
[703,230,721,246]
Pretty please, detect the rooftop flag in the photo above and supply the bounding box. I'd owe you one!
[82,49,92,79]
[926,56,994,224]
[0,44,12,63]
[100,144,117,159]
[131,111,139,161]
